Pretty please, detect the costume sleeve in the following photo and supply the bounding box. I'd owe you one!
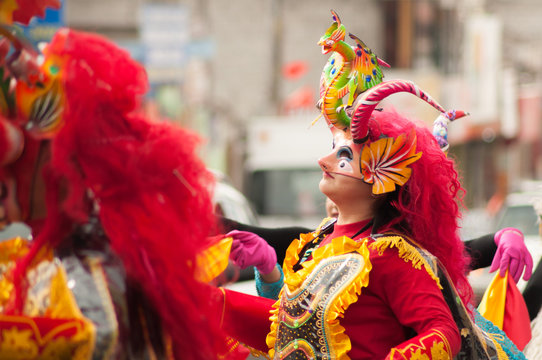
[220,288,275,352]
[218,216,310,266]
[370,251,461,359]
[523,260,542,320]
[464,234,497,270]
[255,264,284,300]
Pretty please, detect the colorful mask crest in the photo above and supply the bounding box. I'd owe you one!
[0,0,61,26]
[0,1,63,227]
[15,38,67,139]
[317,10,466,194]
[317,10,390,130]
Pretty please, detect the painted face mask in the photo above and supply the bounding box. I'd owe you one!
[15,32,67,139]
[319,125,422,195]
[317,11,466,195]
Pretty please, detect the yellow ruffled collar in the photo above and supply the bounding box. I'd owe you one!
[282,233,370,292]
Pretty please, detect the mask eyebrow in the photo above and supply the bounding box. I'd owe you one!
[336,146,353,159]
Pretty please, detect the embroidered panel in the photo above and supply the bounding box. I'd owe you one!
[274,254,366,360]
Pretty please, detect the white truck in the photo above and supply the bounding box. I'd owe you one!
[244,115,332,228]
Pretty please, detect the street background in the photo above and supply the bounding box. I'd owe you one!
[25,0,542,238]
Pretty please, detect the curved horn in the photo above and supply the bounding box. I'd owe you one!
[432,110,468,152]
[350,80,445,143]
[330,9,341,25]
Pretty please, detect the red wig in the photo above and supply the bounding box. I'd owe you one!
[372,110,473,306]
[10,29,230,359]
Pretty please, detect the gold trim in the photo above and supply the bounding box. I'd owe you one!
[391,329,452,359]
[87,257,118,359]
[219,287,226,328]
[369,235,442,289]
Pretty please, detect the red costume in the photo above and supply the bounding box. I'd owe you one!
[223,219,461,359]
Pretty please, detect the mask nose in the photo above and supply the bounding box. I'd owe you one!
[318,156,329,171]
[319,147,338,172]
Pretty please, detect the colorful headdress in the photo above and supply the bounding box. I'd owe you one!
[316,10,473,311]
[0,1,62,226]
[0,0,61,26]
[317,10,466,194]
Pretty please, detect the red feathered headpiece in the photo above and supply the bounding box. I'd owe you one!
[4,28,233,359]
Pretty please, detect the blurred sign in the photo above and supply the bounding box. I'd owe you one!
[186,38,215,60]
[20,0,65,47]
[501,68,519,139]
[518,84,542,142]
[140,4,189,68]
[463,14,502,124]
[246,116,328,170]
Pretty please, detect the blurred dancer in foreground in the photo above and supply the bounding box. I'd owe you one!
[0,20,243,360]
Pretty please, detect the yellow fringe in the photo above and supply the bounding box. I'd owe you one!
[369,235,442,289]
[490,336,509,360]
[266,300,281,358]
[496,344,508,359]
[248,347,271,359]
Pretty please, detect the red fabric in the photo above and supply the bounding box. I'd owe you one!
[341,226,460,358]
[222,289,275,352]
[13,0,61,25]
[343,245,460,359]
[319,219,371,247]
[503,274,532,350]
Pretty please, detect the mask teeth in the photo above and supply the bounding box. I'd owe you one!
[350,80,446,142]
[0,117,24,166]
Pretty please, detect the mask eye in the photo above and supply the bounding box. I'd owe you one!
[338,159,353,172]
[336,146,354,173]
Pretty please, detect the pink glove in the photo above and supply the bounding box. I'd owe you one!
[226,230,277,275]
[490,227,533,283]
